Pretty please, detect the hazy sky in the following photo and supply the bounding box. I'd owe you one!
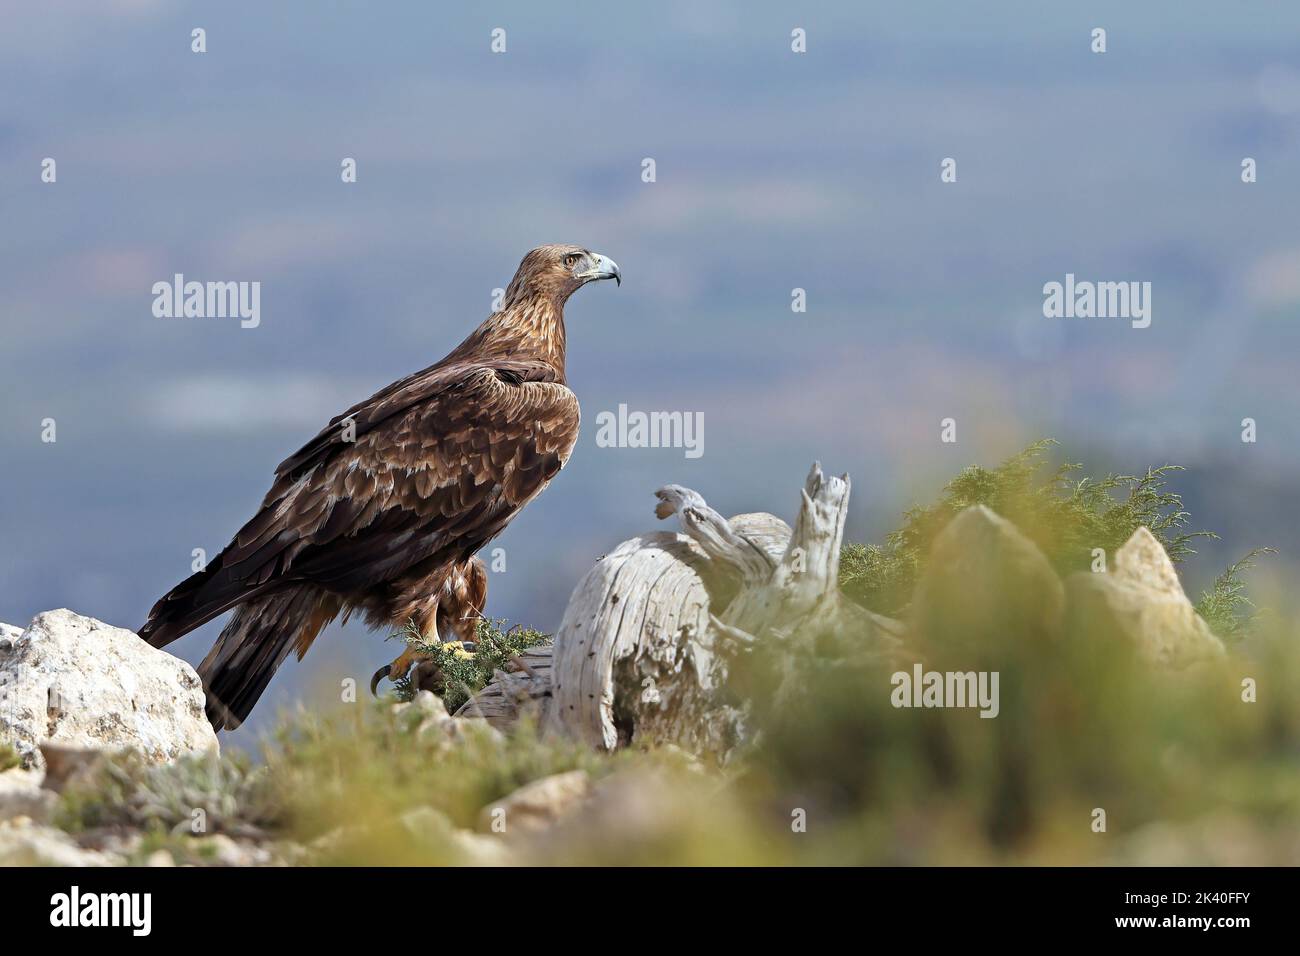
[3,1,1299,746]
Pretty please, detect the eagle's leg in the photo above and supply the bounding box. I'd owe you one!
[369,601,442,696]
[388,644,437,684]
[369,557,488,696]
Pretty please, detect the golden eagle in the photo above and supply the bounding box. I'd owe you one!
[140,244,620,730]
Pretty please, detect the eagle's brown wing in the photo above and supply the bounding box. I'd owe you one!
[139,358,579,649]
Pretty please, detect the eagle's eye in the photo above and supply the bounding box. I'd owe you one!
[563,253,580,269]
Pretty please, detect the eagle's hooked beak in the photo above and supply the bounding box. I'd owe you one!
[575,252,621,286]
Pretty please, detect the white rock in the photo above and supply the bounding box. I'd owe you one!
[193,833,272,866]
[478,769,591,835]
[423,714,504,748]
[1113,526,1188,598]
[0,609,218,770]
[515,766,723,865]
[0,823,118,866]
[399,805,513,865]
[912,504,1065,648]
[0,768,55,823]
[446,829,512,866]
[1066,527,1225,667]
[409,690,448,719]
[391,689,448,720]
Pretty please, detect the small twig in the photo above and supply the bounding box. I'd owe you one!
[710,615,757,654]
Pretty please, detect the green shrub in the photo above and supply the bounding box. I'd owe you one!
[1194,547,1278,640]
[388,616,551,712]
[55,749,281,837]
[839,439,1271,639]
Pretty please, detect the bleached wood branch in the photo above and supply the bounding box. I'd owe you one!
[463,463,903,757]
[653,485,776,586]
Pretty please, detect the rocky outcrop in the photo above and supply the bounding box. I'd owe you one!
[1065,527,1225,666]
[911,504,1066,652]
[0,609,218,770]
[910,509,1221,667]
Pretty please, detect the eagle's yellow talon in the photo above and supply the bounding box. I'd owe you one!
[370,640,478,696]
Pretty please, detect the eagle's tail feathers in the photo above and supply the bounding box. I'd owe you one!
[139,550,278,650]
[197,586,338,732]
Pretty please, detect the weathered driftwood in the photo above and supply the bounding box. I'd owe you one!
[461,463,902,754]
[452,644,555,728]
[545,513,791,753]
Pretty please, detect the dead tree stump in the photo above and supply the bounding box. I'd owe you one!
[460,464,902,756]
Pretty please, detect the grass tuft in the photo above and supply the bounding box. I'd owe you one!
[55,749,281,837]
[0,742,20,773]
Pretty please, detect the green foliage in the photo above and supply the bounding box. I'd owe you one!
[1194,547,1278,640]
[0,742,20,773]
[741,602,1300,863]
[257,701,633,860]
[390,616,550,712]
[50,697,643,863]
[840,439,1232,619]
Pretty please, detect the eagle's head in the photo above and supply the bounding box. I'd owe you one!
[507,244,621,305]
